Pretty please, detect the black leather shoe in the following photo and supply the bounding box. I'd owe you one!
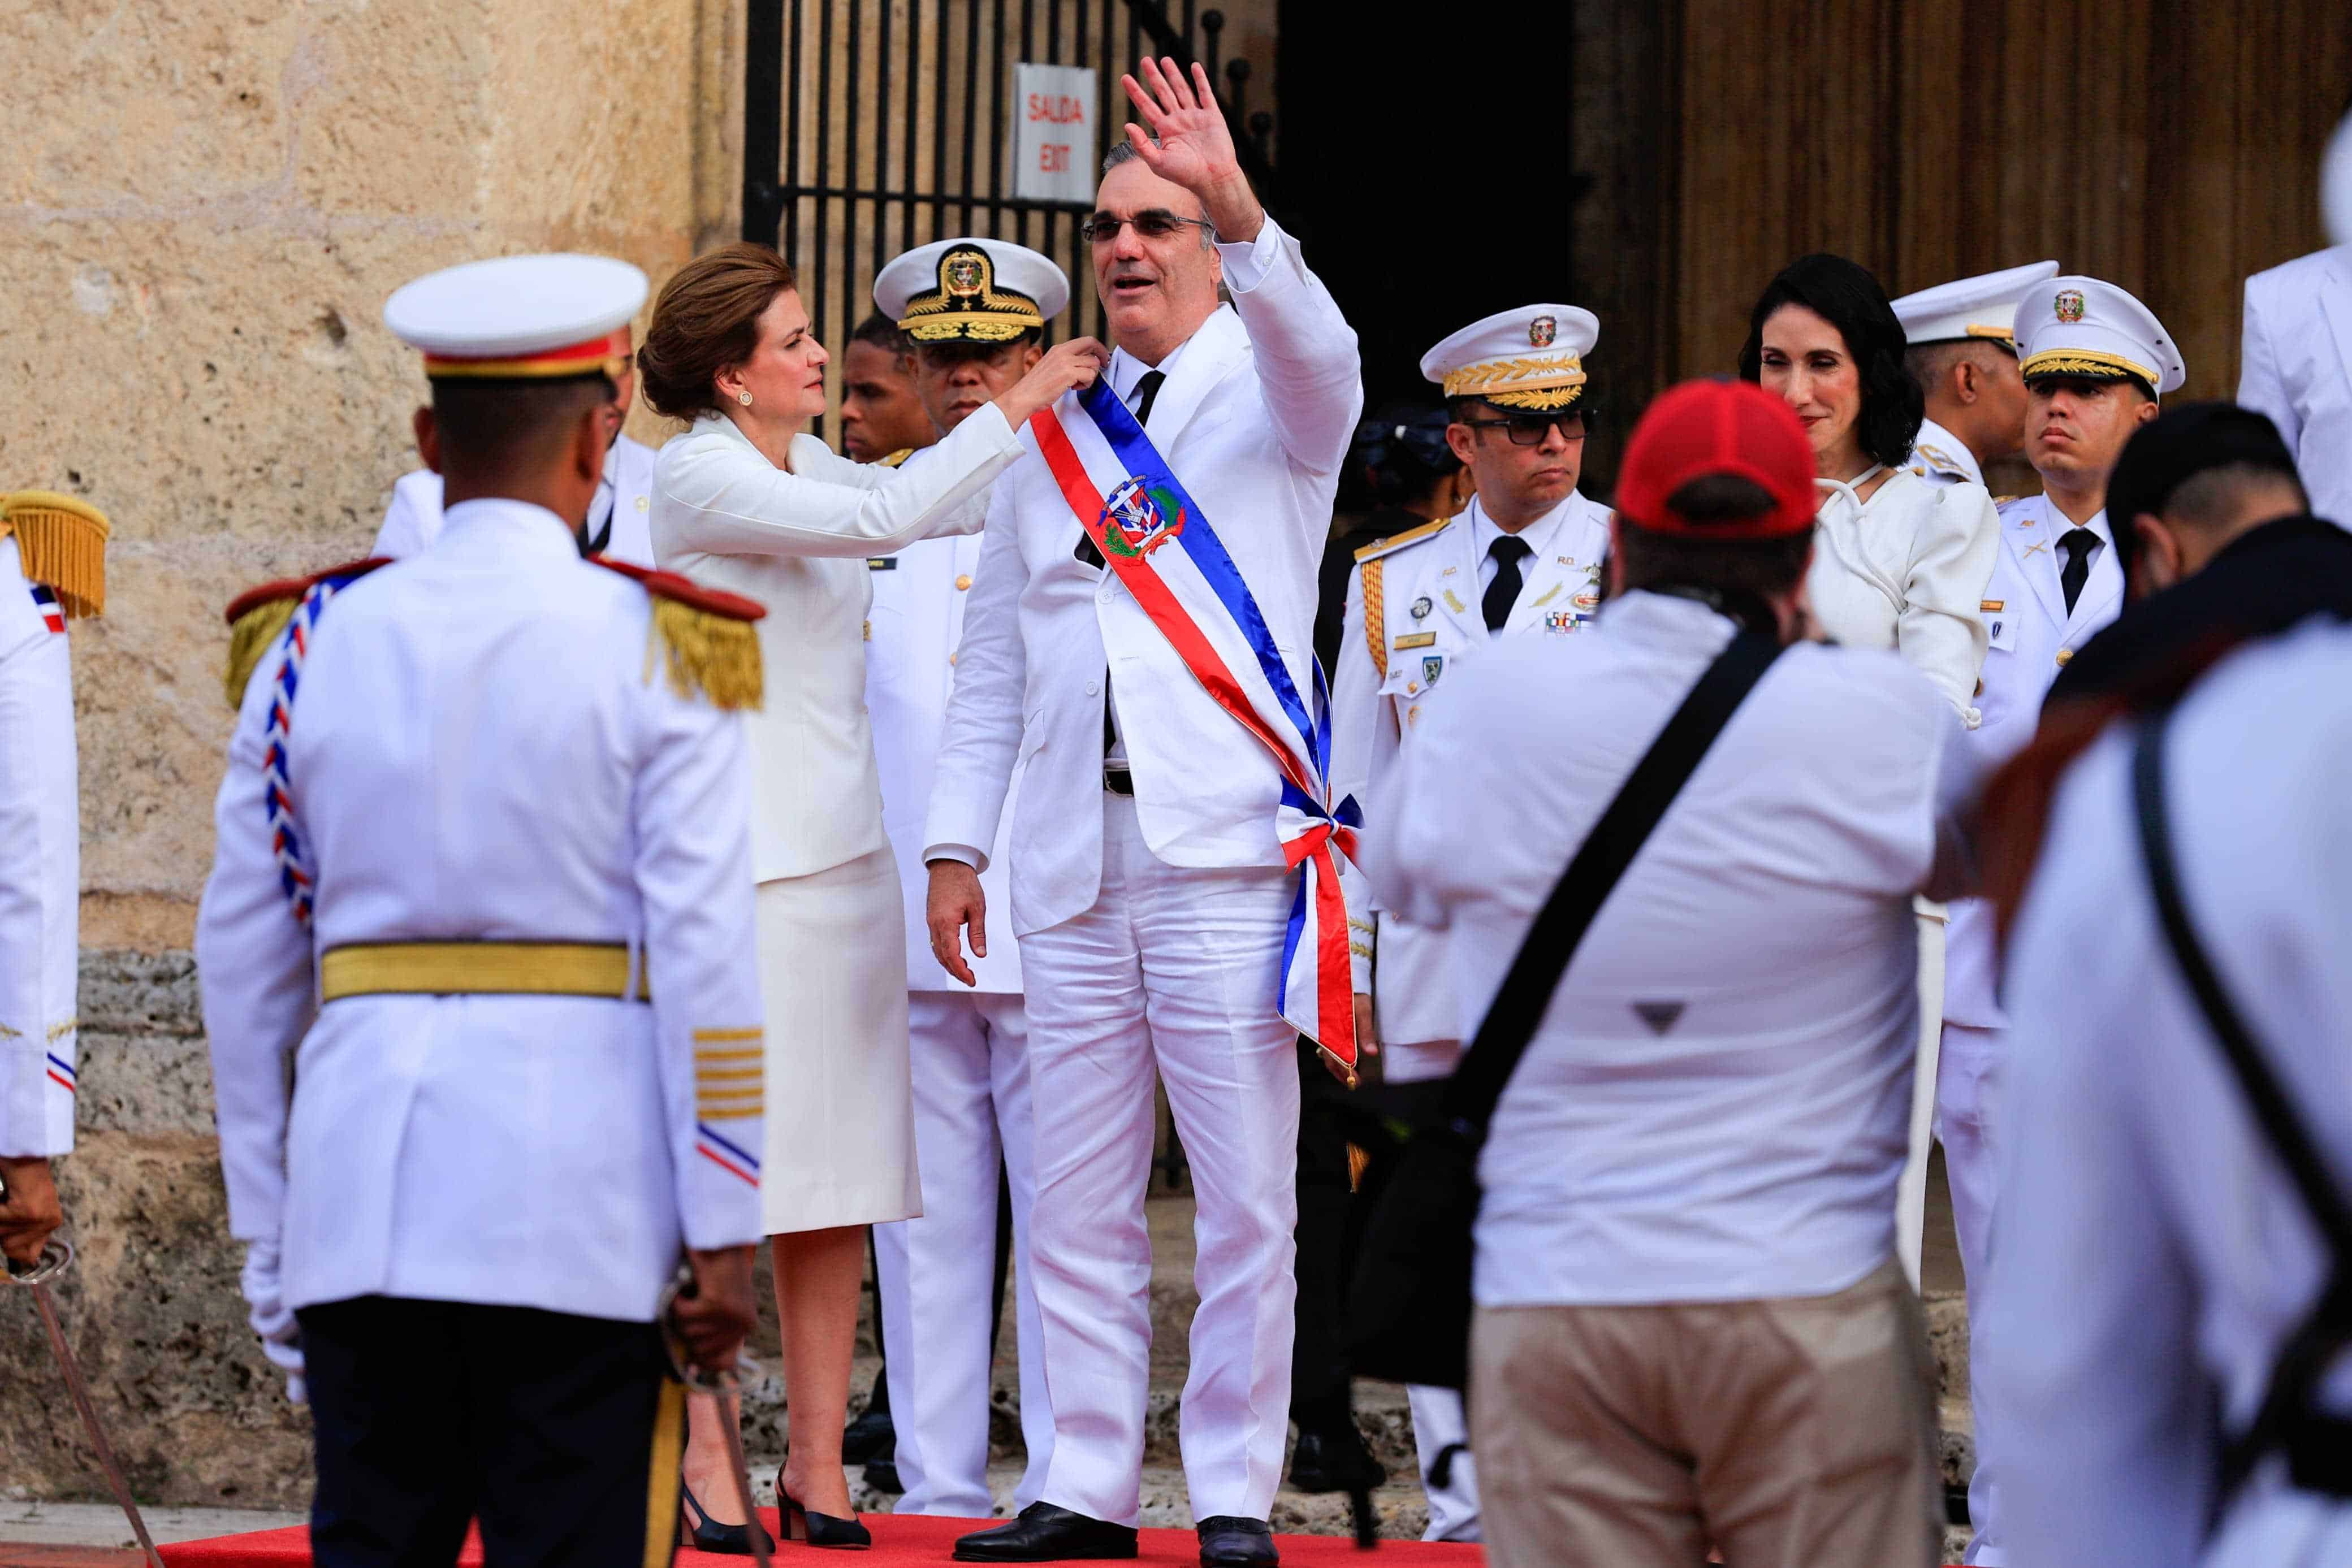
[1286,1426,1385,1493]
[841,1404,896,1466]
[780,1485,871,1550]
[953,1502,1139,1561]
[861,1456,903,1494]
[1196,1517,1278,1567]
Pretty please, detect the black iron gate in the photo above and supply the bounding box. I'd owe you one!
[740,0,1276,421]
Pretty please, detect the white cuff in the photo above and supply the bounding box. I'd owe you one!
[1215,216,1286,293]
[923,843,986,871]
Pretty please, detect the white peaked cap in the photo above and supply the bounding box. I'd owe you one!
[2014,275,2186,398]
[1891,261,2060,346]
[1420,305,1601,412]
[384,254,647,375]
[874,238,1070,342]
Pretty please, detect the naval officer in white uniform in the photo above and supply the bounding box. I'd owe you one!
[375,319,660,567]
[1942,273,2180,1566]
[0,491,107,1271]
[1329,304,1613,1544]
[925,58,1361,1566]
[1892,262,2058,490]
[197,254,767,1568]
[863,236,1063,1520]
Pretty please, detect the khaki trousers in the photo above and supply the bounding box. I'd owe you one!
[1471,1259,1942,1568]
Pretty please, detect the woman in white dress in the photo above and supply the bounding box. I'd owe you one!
[1740,253,1999,1284]
[638,242,1104,1544]
[1740,252,1998,721]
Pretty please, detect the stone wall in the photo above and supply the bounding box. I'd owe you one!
[2,0,744,1503]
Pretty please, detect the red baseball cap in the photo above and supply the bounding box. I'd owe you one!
[1615,378,1818,539]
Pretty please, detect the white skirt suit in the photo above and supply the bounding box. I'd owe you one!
[652,405,1027,1233]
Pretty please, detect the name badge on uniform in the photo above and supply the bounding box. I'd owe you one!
[1394,630,1437,649]
[867,557,898,570]
[1981,599,2004,612]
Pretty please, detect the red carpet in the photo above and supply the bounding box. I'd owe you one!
[155,1513,1482,1566]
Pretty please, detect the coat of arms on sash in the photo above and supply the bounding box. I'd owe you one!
[1100,475,1187,558]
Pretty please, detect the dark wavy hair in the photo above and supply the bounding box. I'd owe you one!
[1737,253,1923,471]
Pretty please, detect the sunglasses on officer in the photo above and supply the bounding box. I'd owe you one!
[1453,409,1590,447]
[1081,209,1217,244]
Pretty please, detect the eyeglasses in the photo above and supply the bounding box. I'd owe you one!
[1455,413,1588,447]
[1080,210,1217,244]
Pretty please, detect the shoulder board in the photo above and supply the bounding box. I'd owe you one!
[1992,495,2028,513]
[593,558,766,712]
[220,556,390,708]
[877,448,915,469]
[1353,516,1456,564]
[0,491,111,619]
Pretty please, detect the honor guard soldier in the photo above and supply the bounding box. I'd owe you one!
[0,491,108,1270]
[374,321,661,566]
[1891,261,2059,489]
[1330,302,1615,1543]
[1939,273,2180,1567]
[198,254,768,1568]
[859,236,1064,1519]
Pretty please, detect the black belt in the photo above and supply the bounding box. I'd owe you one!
[1104,766,1135,796]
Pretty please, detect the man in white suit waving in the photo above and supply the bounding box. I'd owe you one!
[926,57,1361,1568]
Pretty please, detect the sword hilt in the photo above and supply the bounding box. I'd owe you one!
[3,1236,73,1287]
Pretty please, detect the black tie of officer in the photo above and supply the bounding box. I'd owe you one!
[1100,370,1168,757]
[1484,535,1532,633]
[2057,526,2099,615]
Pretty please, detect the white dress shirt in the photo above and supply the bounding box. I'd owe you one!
[1468,503,1573,633]
[1986,620,2352,1568]
[1367,591,1960,1306]
[196,500,766,1333]
[374,433,660,566]
[1807,462,1999,724]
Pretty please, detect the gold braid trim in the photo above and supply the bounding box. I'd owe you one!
[223,594,300,708]
[1441,355,1586,399]
[647,598,764,712]
[0,491,111,618]
[2020,348,2156,387]
[1361,558,1386,674]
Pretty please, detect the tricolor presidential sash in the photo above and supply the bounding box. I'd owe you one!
[1030,378,1362,1069]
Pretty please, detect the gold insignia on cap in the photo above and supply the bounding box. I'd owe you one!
[898,245,1045,343]
[1442,355,1587,410]
[2020,348,2158,387]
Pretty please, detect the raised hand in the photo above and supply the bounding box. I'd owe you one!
[1119,58,1264,241]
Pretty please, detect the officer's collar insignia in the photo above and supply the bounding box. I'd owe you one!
[900,246,1045,343]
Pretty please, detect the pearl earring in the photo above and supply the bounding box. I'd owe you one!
[737,390,753,407]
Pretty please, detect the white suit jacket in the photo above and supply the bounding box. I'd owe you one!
[2239,245,2352,527]
[1942,493,2124,1029]
[923,218,1362,937]
[374,432,661,566]
[652,405,1025,883]
[195,501,765,1336]
[0,534,77,1158]
[1329,492,1610,1072]
[866,454,1023,994]
[1807,464,1998,725]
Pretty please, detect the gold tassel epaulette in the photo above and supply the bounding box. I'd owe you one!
[593,559,767,712]
[219,557,389,708]
[0,491,111,618]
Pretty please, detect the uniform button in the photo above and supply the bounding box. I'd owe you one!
[948,651,957,665]
[2055,648,2072,666]
[955,574,973,591]
[1086,679,1101,695]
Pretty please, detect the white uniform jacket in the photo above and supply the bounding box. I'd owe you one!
[866,450,1023,994]
[922,219,1363,935]
[0,534,77,1158]
[1808,464,1998,726]
[652,405,1025,883]
[1987,621,2352,1568]
[2239,246,2352,527]
[1906,416,1985,490]
[1943,493,2124,1029]
[1330,493,1610,1069]
[374,432,661,566]
[196,501,766,1331]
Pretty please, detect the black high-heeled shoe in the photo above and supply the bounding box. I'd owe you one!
[779,1482,871,1550]
[680,1477,770,1557]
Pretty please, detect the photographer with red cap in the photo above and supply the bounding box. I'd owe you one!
[1364,378,1966,1568]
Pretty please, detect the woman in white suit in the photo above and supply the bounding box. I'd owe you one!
[638,243,1103,1544]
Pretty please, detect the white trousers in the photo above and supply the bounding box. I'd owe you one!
[1938,1020,2006,1566]
[1893,906,1945,1287]
[874,989,1052,1517]
[0,537,77,1159]
[1017,794,1300,1527]
[1408,1384,1481,1543]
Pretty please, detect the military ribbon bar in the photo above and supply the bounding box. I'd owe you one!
[1029,380,1361,1069]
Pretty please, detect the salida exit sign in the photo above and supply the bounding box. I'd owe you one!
[1011,63,1097,203]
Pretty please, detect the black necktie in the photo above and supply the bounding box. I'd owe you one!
[577,476,615,557]
[1099,371,1167,755]
[2057,526,2099,614]
[1484,535,1533,633]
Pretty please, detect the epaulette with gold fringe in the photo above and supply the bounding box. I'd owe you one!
[593,558,767,712]
[0,491,111,619]
[1352,515,1455,564]
[220,557,389,708]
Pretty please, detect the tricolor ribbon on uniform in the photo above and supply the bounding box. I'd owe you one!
[1030,379,1362,1070]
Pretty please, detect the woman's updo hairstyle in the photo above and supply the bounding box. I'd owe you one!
[638,242,800,421]
[1736,252,1923,471]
